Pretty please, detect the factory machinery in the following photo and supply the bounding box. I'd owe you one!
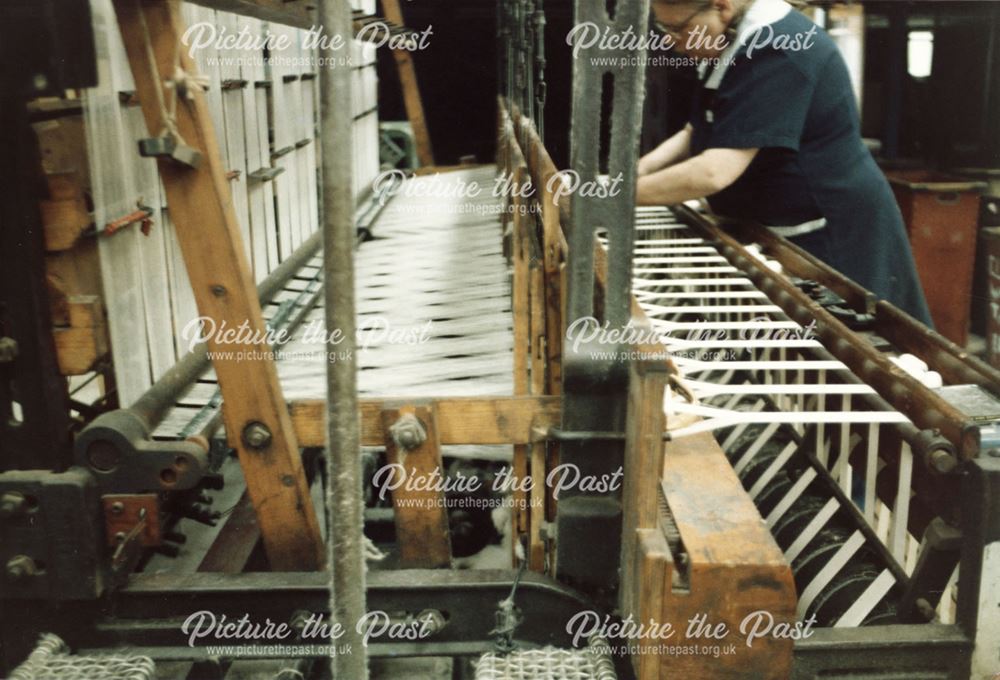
[0,0,997,678]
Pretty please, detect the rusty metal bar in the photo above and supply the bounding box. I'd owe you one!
[720,219,876,314]
[319,0,368,676]
[873,301,1000,394]
[676,205,980,460]
[721,218,1000,394]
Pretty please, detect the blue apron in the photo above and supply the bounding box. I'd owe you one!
[687,5,933,326]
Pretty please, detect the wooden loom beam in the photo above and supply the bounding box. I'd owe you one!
[113,1,324,570]
[510,135,532,564]
[186,0,313,28]
[380,0,435,167]
[290,395,562,448]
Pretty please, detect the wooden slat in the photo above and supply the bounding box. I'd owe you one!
[40,197,92,251]
[511,157,531,564]
[525,120,564,396]
[123,106,176,380]
[619,354,669,616]
[512,163,530,397]
[113,0,323,570]
[53,295,110,375]
[635,529,671,680]
[290,395,561,447]
[198,491,260,572]
[186,0,313,28]
[53,327,107,376]
[380,0,435,166]
[528,230,547,571]
[381,404,451,568]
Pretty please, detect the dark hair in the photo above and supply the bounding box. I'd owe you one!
[652,0,810,10]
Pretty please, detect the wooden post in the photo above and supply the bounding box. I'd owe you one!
[509,137,532,564]
[381,404,451,568]
[530,128,564,397]
[528,242,547,571]
[113,1,324,570]
[381,0,435,167]
[619,351,668,617]
[633,529,671,680]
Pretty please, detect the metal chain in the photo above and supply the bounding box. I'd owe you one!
[532,0,546,140]
[490,539,529,654]
[522,0,535,126]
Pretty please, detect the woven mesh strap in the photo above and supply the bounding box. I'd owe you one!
[475,636,618,680]
[10,633,155,680]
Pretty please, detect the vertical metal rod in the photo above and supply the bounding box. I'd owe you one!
[319,1,367,677]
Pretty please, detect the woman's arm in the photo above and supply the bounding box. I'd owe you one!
[636,147,758,205]
[637,124,693,176]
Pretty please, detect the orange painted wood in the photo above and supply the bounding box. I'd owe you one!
[888,170,983,345]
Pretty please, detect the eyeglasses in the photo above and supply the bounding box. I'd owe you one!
[653,4,708,35]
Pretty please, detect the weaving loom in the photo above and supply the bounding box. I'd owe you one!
[1,0,998,679]
[496,99,994,678]
[84,0,376,407]
[152,166,514,440]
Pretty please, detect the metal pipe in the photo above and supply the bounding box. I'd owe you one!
[319,0,367,676]
[128,231,323,430]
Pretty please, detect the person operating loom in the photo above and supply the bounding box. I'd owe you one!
[637,0,932,325]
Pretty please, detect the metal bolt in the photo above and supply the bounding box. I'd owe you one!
[0,492,27,519]
[0,337,18,364]
[289,610,312,634]
[389,413,427,451]
[242,421,273,450]
[210,285,227,297]
[416,609,446,635]
[87,440,122,472]
[6,555,37,580]
[928,449,958,474]
[110,501,125,516]
[915,597,936,621]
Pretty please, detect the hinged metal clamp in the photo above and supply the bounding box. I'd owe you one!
[137,134,202,169]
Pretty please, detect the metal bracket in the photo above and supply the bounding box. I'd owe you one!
[897,517,962,622]
[74,409,209,493]
[137,134,203,169]
[555,0,650,596]
[0,467,104,600]
[793,278,875,330]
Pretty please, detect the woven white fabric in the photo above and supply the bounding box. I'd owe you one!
[10,633,155,680]
[475,637,618,680]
